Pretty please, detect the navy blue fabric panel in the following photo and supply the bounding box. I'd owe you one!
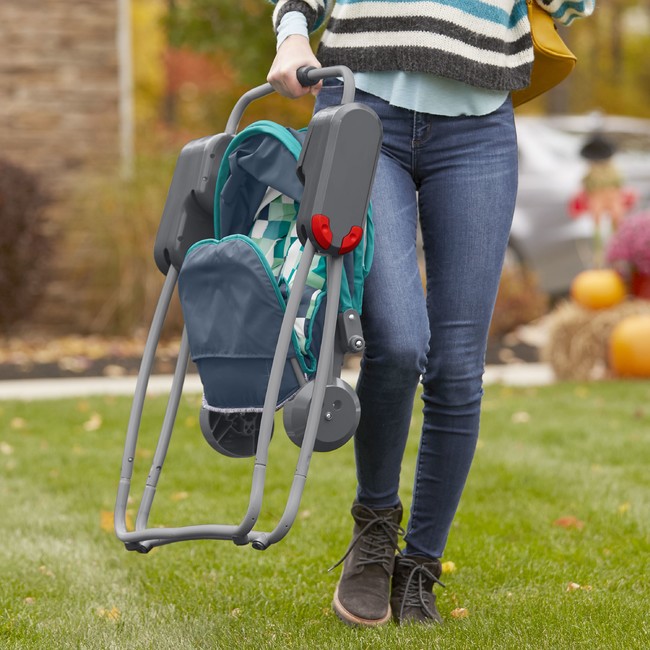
[198,357,299,411]
[179,238,296,359]
[220,134,305,238]
[178,237,300,410]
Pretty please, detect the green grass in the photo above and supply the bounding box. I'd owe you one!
[1,380,649,649]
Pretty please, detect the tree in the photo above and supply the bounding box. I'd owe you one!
[166,0,276,85]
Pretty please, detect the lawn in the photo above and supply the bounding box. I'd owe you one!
[0,380,649,649]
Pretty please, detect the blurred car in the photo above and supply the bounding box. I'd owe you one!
[510,113,650,296]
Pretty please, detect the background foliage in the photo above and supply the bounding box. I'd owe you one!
[56,0,650,335]
[0,160,51,334]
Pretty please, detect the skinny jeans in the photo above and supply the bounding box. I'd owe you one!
[314,79,519,559]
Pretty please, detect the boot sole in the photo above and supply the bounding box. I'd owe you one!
[332,586,392,628]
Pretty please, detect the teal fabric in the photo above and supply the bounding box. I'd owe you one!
[193,119,374,376]
[212,120,373,316]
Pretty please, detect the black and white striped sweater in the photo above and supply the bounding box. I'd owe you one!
[270,0,595,91]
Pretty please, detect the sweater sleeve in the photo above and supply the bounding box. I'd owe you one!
[269,0,330,33]
[535,0,596,26]
[276,11,309,49]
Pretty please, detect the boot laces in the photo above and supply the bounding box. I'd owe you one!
[329,507,404,575]
[398,561,445,621]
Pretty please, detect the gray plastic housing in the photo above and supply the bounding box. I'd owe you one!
[296,102,382,256]
[153,133,232,274]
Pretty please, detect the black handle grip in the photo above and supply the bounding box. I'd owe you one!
[295,66,356,103]
[296,66,319,87]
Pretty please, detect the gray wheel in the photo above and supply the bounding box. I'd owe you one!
[283,378,360,452]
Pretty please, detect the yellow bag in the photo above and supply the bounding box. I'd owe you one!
[511,0,577,107]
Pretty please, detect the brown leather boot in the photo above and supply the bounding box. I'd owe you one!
[390,554,445,625]
[331,501,403,627]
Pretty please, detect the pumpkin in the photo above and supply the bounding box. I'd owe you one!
[570,269,627,310]
[609,314,650,377]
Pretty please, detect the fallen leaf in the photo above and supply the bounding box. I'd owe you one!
[58,356,91,373]
[511,411,531,424]
[101,508,134,531]
[38,565,55,578]
[83,413,103,432]
[566,582,581,592]
[171,491,189,502]
[299,510,311,520]
[24,597,36,605]
[103,364,127,377]
[450,607,469,619]
[0,442,13,455]
[100,510,114,533]
[441,561,456,574]
[230,608,241,618]
[552,516,585,530]
[96,606,120,621]
[10,417,26,430]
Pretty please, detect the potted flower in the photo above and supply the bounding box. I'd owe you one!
[606,212,650,299]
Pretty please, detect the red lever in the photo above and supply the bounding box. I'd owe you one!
[339,226,364,255]
[310,214,333,250]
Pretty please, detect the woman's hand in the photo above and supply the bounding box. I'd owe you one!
[267,35,322,98]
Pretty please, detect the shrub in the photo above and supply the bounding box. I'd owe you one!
[63,152,181,336]
[0,158,52,333]
[606,211,650,275]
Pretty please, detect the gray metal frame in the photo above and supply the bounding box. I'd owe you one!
[114,66,381,553]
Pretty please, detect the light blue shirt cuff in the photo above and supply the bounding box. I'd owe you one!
[277,11,309,50]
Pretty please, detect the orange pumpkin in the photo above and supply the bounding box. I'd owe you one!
[609,315,650,377]
[570,269,627,310]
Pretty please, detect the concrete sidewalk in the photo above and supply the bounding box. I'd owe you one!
[0,363,554,401]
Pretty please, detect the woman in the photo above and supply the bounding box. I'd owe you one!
[266,0,594,627]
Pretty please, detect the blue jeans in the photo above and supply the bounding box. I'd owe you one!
[314,80,518,559]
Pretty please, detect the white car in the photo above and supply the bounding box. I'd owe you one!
[511,114,650,295]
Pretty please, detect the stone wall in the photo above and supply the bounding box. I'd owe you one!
[0,1,121,331]
[0,0,120,192]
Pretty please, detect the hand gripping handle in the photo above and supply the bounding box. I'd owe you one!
[296,65,356,104]
[226,66,356,134]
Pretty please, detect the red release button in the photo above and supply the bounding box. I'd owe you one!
[339,226,364,255]
[311,214,333,250]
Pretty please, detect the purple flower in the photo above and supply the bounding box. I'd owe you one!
[607,212,650,275]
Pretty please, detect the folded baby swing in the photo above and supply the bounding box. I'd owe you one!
[114,67,382,552]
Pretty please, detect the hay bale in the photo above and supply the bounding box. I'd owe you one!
[542,299,650,381]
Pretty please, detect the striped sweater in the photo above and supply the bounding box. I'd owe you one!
[269,0,595,92]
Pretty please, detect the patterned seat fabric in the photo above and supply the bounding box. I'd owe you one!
[250,188,328,372]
